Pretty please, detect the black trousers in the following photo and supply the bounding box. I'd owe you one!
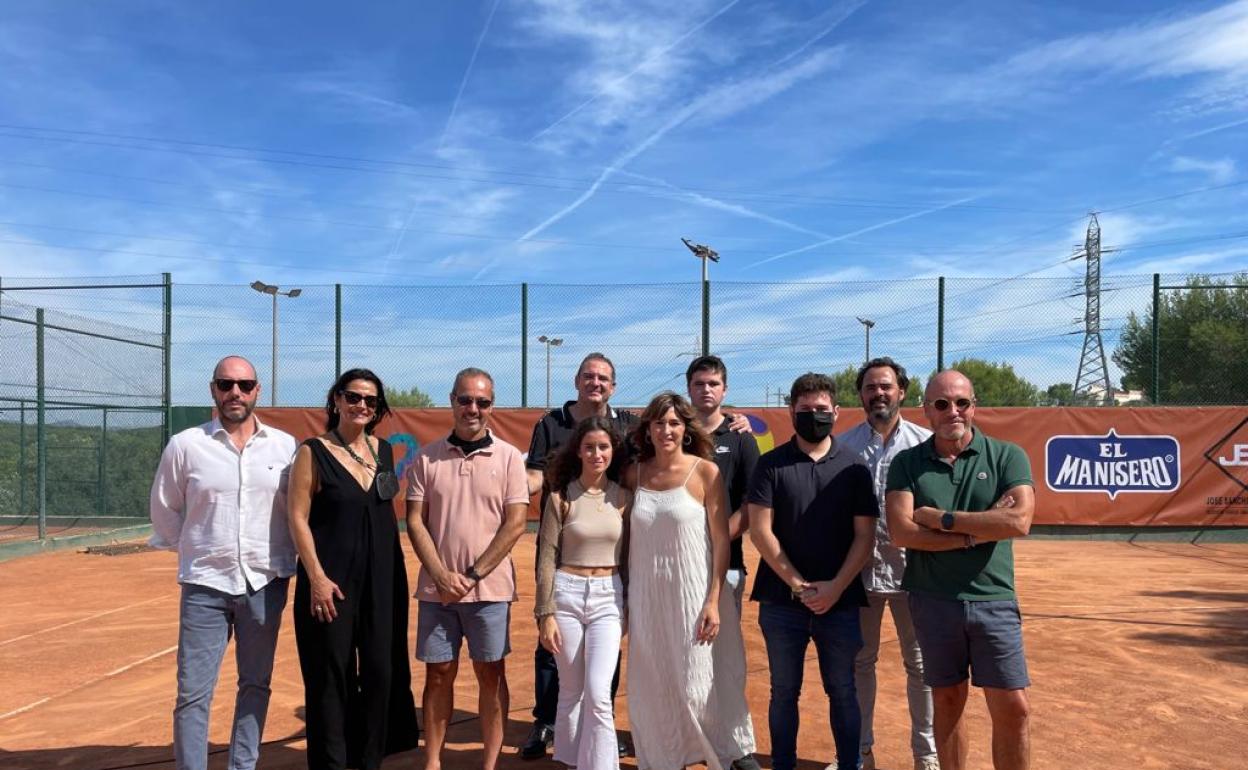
[295,581,393,770]
[532,645,622,726]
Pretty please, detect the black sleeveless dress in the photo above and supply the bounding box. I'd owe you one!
[294,438,419,770]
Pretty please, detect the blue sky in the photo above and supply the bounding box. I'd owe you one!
[1,0,1247,406]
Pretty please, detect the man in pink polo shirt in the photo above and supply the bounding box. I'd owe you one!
[405,367,529,770]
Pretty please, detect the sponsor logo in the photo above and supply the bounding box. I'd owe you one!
[715,445,731,454]
[1203,416,1248,492]
[1045,429,1180,499]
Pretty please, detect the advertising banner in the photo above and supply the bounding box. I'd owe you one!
[255,406,1248,527]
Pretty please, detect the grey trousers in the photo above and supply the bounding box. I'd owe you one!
[854,590,936,761]
[174,578,289,770]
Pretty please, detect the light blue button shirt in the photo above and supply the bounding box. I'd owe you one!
[837,416,932,593]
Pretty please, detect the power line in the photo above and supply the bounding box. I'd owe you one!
[0,123,1076,213]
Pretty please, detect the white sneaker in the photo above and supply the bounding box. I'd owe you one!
[915,757,940,770]
[823,752,874,770]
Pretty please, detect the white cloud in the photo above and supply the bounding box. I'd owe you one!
[1167,155,1237,183]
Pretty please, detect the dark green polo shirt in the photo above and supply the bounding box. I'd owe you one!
[886,429,1032,601]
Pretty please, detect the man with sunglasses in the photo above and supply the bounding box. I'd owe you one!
[149,356,298,770]
[836,358,937,770]
[406,367,529,770]
[886,370,1035,770]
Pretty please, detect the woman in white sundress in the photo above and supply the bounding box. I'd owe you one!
[624,391,755,770]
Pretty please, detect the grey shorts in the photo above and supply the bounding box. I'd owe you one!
[908,594,1030,690]
[416,600,511,663]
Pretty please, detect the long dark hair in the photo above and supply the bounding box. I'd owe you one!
[545,416,625,494]
[631,391,713,462]
[325,368,392,434]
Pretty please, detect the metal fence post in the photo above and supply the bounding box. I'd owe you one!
[36,308,47,539]
[98,407,109,516]
[702,279,710,356]
[335,283,342,378]
[1151,273,1160,405]
[162,272,172,446]
[937,276,946,372]
[521,283,529,407]
[19,399,27,514]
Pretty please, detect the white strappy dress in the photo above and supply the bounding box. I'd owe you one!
[627,461,755,770]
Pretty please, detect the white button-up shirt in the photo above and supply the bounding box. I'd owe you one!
[149,417,298,594]
[837,416,932,594]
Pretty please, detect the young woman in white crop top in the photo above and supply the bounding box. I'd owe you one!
[534,416,632,770]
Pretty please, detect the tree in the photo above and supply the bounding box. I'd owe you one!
[831,366,923,408]
[385,385,435,408]
[1112,273,1248,404]
[832,366,860,407]
[940,358,1039,406]
[1044,383,1075,406]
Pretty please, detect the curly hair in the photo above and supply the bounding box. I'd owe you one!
[544,416,626,494]
[631,391,713,462]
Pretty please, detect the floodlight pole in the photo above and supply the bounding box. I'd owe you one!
[251,281,302,406]
[537,335,563,409]
[682,238,719,356]
[857,317,875,364]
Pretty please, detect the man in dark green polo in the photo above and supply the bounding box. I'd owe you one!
[885,370,1035,770]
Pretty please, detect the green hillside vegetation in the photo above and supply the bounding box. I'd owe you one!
[0,420,163,518]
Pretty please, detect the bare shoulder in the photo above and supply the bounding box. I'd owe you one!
[696,457,721,482]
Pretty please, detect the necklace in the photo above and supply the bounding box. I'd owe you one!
[332,429,377,470]
[577,479,608,511]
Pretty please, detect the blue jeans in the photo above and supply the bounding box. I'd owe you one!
[758,602,863,770]
[175,579,288,770]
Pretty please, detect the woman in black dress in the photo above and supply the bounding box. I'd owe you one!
[288,368,419,769]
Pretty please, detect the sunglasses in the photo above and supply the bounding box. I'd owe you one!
[929,397,975,412]
[213,378,258,394]
[455,395,493,409]
[339,390,379,409]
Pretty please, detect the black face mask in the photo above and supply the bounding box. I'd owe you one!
[793,410,834,443]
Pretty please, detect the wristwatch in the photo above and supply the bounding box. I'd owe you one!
[464,564,483,583]
[940,510,956,531]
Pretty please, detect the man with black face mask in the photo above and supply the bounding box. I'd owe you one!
[748,372,878,770]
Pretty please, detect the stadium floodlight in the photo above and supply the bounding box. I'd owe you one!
[251,280,302,406]
[857,317,875,364]
[537,335,564,409]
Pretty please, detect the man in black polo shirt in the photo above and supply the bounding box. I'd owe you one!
[748,372,877,770]
[687,354,761,770]
[521,352,636,760]
[687,355,760,610]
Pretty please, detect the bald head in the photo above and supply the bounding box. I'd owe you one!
[925,370,974,402]
[213,356,257,380]
[923,369,976,445]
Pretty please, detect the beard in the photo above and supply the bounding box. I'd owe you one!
[216,398,255,426]
[937,422,967,441]
[867,399,899,422]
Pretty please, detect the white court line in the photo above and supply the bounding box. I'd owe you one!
[0,644,178,721]
[0,595,171,646]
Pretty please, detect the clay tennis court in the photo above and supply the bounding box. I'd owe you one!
[2,535,1245,770]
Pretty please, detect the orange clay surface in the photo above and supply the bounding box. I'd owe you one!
[1,535,1246,770]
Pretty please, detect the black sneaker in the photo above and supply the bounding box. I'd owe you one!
[617,733,631,758]
[732,755,762,770]
[520,721,554,760]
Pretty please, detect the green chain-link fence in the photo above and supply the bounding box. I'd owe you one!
[4,270,1244,545]
[0,275,168,545]
[168,273,1247,410]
